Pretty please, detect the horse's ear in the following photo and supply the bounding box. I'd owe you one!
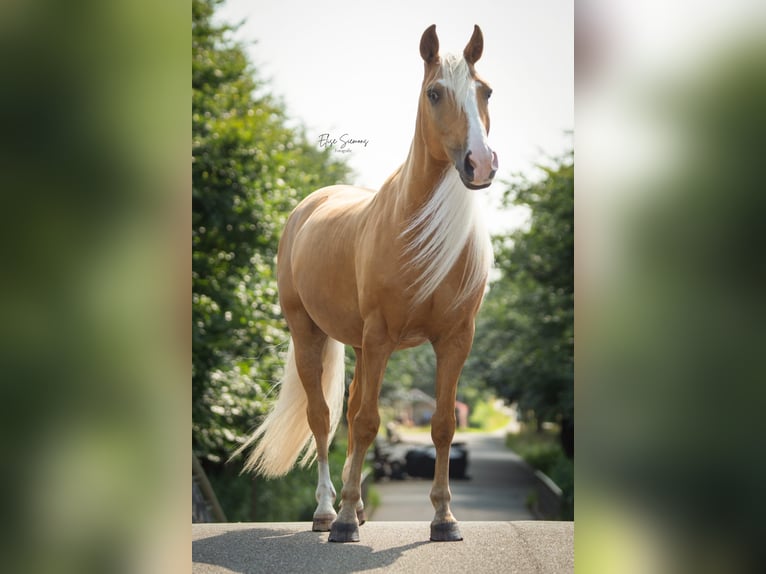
[463,25,483,65]
[420,24,439,64]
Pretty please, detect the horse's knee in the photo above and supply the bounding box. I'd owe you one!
[353,410,380,447]
[431,414,456,448]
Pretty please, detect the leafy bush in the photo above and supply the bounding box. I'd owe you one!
[506,428,573,519]
[209,436,351,522]
[518,442,561,476]
[192,0,352,521]
[549,455,574,520]
[192,0,350,464]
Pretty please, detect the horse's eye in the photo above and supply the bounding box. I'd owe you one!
[485,88,493,100]
[427,88,440,103]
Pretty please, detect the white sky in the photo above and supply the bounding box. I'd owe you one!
[215,0,574,234]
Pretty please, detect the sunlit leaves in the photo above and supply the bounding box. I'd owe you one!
[191,0,350,461]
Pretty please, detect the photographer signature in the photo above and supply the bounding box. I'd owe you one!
[318,133,370,153]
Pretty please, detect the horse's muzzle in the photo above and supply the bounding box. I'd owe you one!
[457,150,498,189]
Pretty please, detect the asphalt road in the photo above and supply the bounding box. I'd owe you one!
[193,521,574,573]
[192,430,574,573]
[371,429,538,522]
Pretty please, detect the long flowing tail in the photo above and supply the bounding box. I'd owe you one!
[232,337,346,478]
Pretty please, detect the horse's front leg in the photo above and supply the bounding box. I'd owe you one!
[330,319,393,542]
[429,326,474,541]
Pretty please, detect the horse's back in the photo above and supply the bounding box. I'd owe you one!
[283,185,372,236]
[299,184,375,211]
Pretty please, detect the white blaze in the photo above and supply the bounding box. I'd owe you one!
[464,83,496,183]
[439,54,497,185]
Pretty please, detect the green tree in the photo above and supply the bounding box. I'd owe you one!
[381,346,435,401]
[470,151,574,440]
[192,0,350,465]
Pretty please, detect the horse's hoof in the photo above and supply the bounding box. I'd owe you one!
[312,514,336,532]
[328,521,360,543]
[430,521,463,542]
[357,508,367,526]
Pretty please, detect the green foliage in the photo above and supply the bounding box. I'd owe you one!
[583,40,766,558]
[506,429,561,473]
[192,0,350,467]
[518,442,561,475]
[380,345,436,402]
[468,399,511,431]
[506,428,573,519]
[209,439,350,522]
[469,151,574,426]
[549,455,574,520]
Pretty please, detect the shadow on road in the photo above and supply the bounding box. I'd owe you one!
[193,527,429,574]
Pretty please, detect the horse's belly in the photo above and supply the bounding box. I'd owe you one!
[293,256,363,347]
[287,192,368,347]
[304,301,364,348]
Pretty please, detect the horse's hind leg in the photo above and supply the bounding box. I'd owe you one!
[342,347,366,525]
[289,313,337,531]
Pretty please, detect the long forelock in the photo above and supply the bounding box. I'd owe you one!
[439,53,474,106]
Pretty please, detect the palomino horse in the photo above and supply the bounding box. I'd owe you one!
[235,24,497,542]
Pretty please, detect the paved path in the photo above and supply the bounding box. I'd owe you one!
[371,429,537,522]
[193,521,574,573]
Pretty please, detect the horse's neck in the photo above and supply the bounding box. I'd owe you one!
[378,135,448,226]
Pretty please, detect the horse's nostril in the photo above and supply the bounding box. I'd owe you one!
[463,152,474,180]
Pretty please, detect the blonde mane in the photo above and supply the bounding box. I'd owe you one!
[402,167,493,307]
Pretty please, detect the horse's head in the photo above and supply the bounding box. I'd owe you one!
[419,24,498,190]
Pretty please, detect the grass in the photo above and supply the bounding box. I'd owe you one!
[506,426,574,520]
[506,429,561,475]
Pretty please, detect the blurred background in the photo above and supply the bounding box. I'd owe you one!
[0,1,188,573]
[577,1,766,573]
[2,0,764,572]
